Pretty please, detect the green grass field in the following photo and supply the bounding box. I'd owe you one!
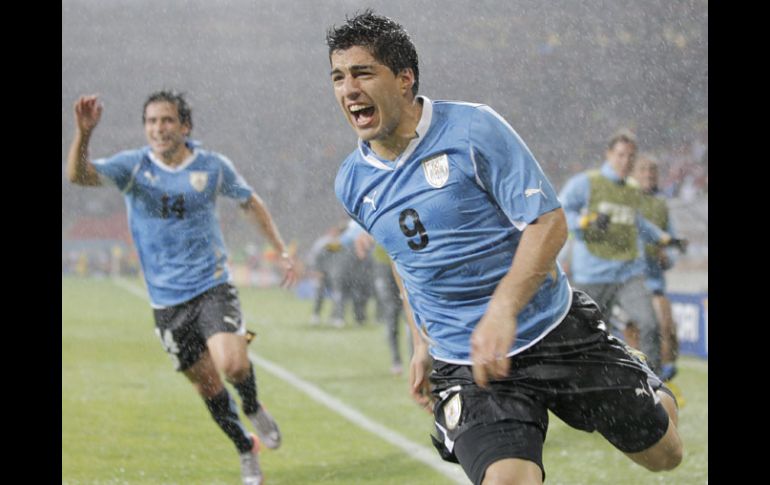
[63,277,707,484]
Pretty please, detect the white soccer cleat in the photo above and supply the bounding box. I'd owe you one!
[239,433,263,485]
[248,405,282,450]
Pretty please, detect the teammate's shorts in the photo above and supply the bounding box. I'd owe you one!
[153,283,245,371]
[429,290,671,484]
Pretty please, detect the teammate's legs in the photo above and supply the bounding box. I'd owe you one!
[154,286,262,485]
[208,332,251,383]
[616,277,662,374]
[183,350,254,453]
[200,284,282,450]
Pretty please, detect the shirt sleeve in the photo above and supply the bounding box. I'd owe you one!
[216,154,254,203]
[469,106,561,231]
[91,150,142,192]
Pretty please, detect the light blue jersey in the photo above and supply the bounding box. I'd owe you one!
[92,141,254,307]
[335,97,571,363]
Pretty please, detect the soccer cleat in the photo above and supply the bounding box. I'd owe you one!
[239,433,263,485]
[390,363,403,376]
[309,314,321,326]
[248,405,282,450]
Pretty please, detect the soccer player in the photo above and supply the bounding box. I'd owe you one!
[66,91,295,485]
[326,10,682,484]
[559,131,678,376]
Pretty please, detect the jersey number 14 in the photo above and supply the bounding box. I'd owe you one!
[161,194,185,219]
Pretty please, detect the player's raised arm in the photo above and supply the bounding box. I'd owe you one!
[66,94,103,186]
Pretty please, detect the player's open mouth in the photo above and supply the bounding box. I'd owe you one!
[349,104,375,126]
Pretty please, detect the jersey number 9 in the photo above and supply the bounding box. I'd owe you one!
[399,208,429,250]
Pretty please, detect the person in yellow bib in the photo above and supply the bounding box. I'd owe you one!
[559,130,681,376]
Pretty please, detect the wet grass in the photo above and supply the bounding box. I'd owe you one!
[63,277,707,484]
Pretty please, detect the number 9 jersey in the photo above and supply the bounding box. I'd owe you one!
[92,142,254,308]
[335,97,572,364]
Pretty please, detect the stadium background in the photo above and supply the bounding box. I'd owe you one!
[62,0,706,276]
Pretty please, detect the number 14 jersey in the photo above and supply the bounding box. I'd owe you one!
[92,143,254,308]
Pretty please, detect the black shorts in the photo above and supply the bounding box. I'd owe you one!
[429,290,670,484]
[153,283,244,371]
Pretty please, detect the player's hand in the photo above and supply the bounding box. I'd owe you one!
[74,94,103,134]
[470,307,516,388]
[409,343,434,413]
[279,253,298,289]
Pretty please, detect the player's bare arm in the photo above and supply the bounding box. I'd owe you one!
[471,208,568,387]
[241,193,297,288]
[391,261,433,412]
[66,94,103,186]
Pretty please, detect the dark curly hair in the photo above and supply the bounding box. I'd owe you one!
[142,90,193,132]
[326,9,419,96]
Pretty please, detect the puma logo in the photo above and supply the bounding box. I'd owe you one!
[363,190,378,211]
[525,180,547,199]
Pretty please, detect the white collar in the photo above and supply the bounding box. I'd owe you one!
[357,95,433,171]
[148,148,199,172]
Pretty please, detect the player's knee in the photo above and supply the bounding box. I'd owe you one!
[222,359,250,382]
[192,380,223,399]
[482,460,542,485]
[665,445,684,470]
[636,435,683,472]
[644,446,683,472]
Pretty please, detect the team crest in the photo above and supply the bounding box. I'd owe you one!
[189,171,208,192]
[422,153,450,188]
[443,393,462,430]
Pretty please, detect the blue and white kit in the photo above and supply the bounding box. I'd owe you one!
[93,141,254,307]
[335,97,571,363]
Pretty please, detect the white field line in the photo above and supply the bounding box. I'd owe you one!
[111,278,469,484]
